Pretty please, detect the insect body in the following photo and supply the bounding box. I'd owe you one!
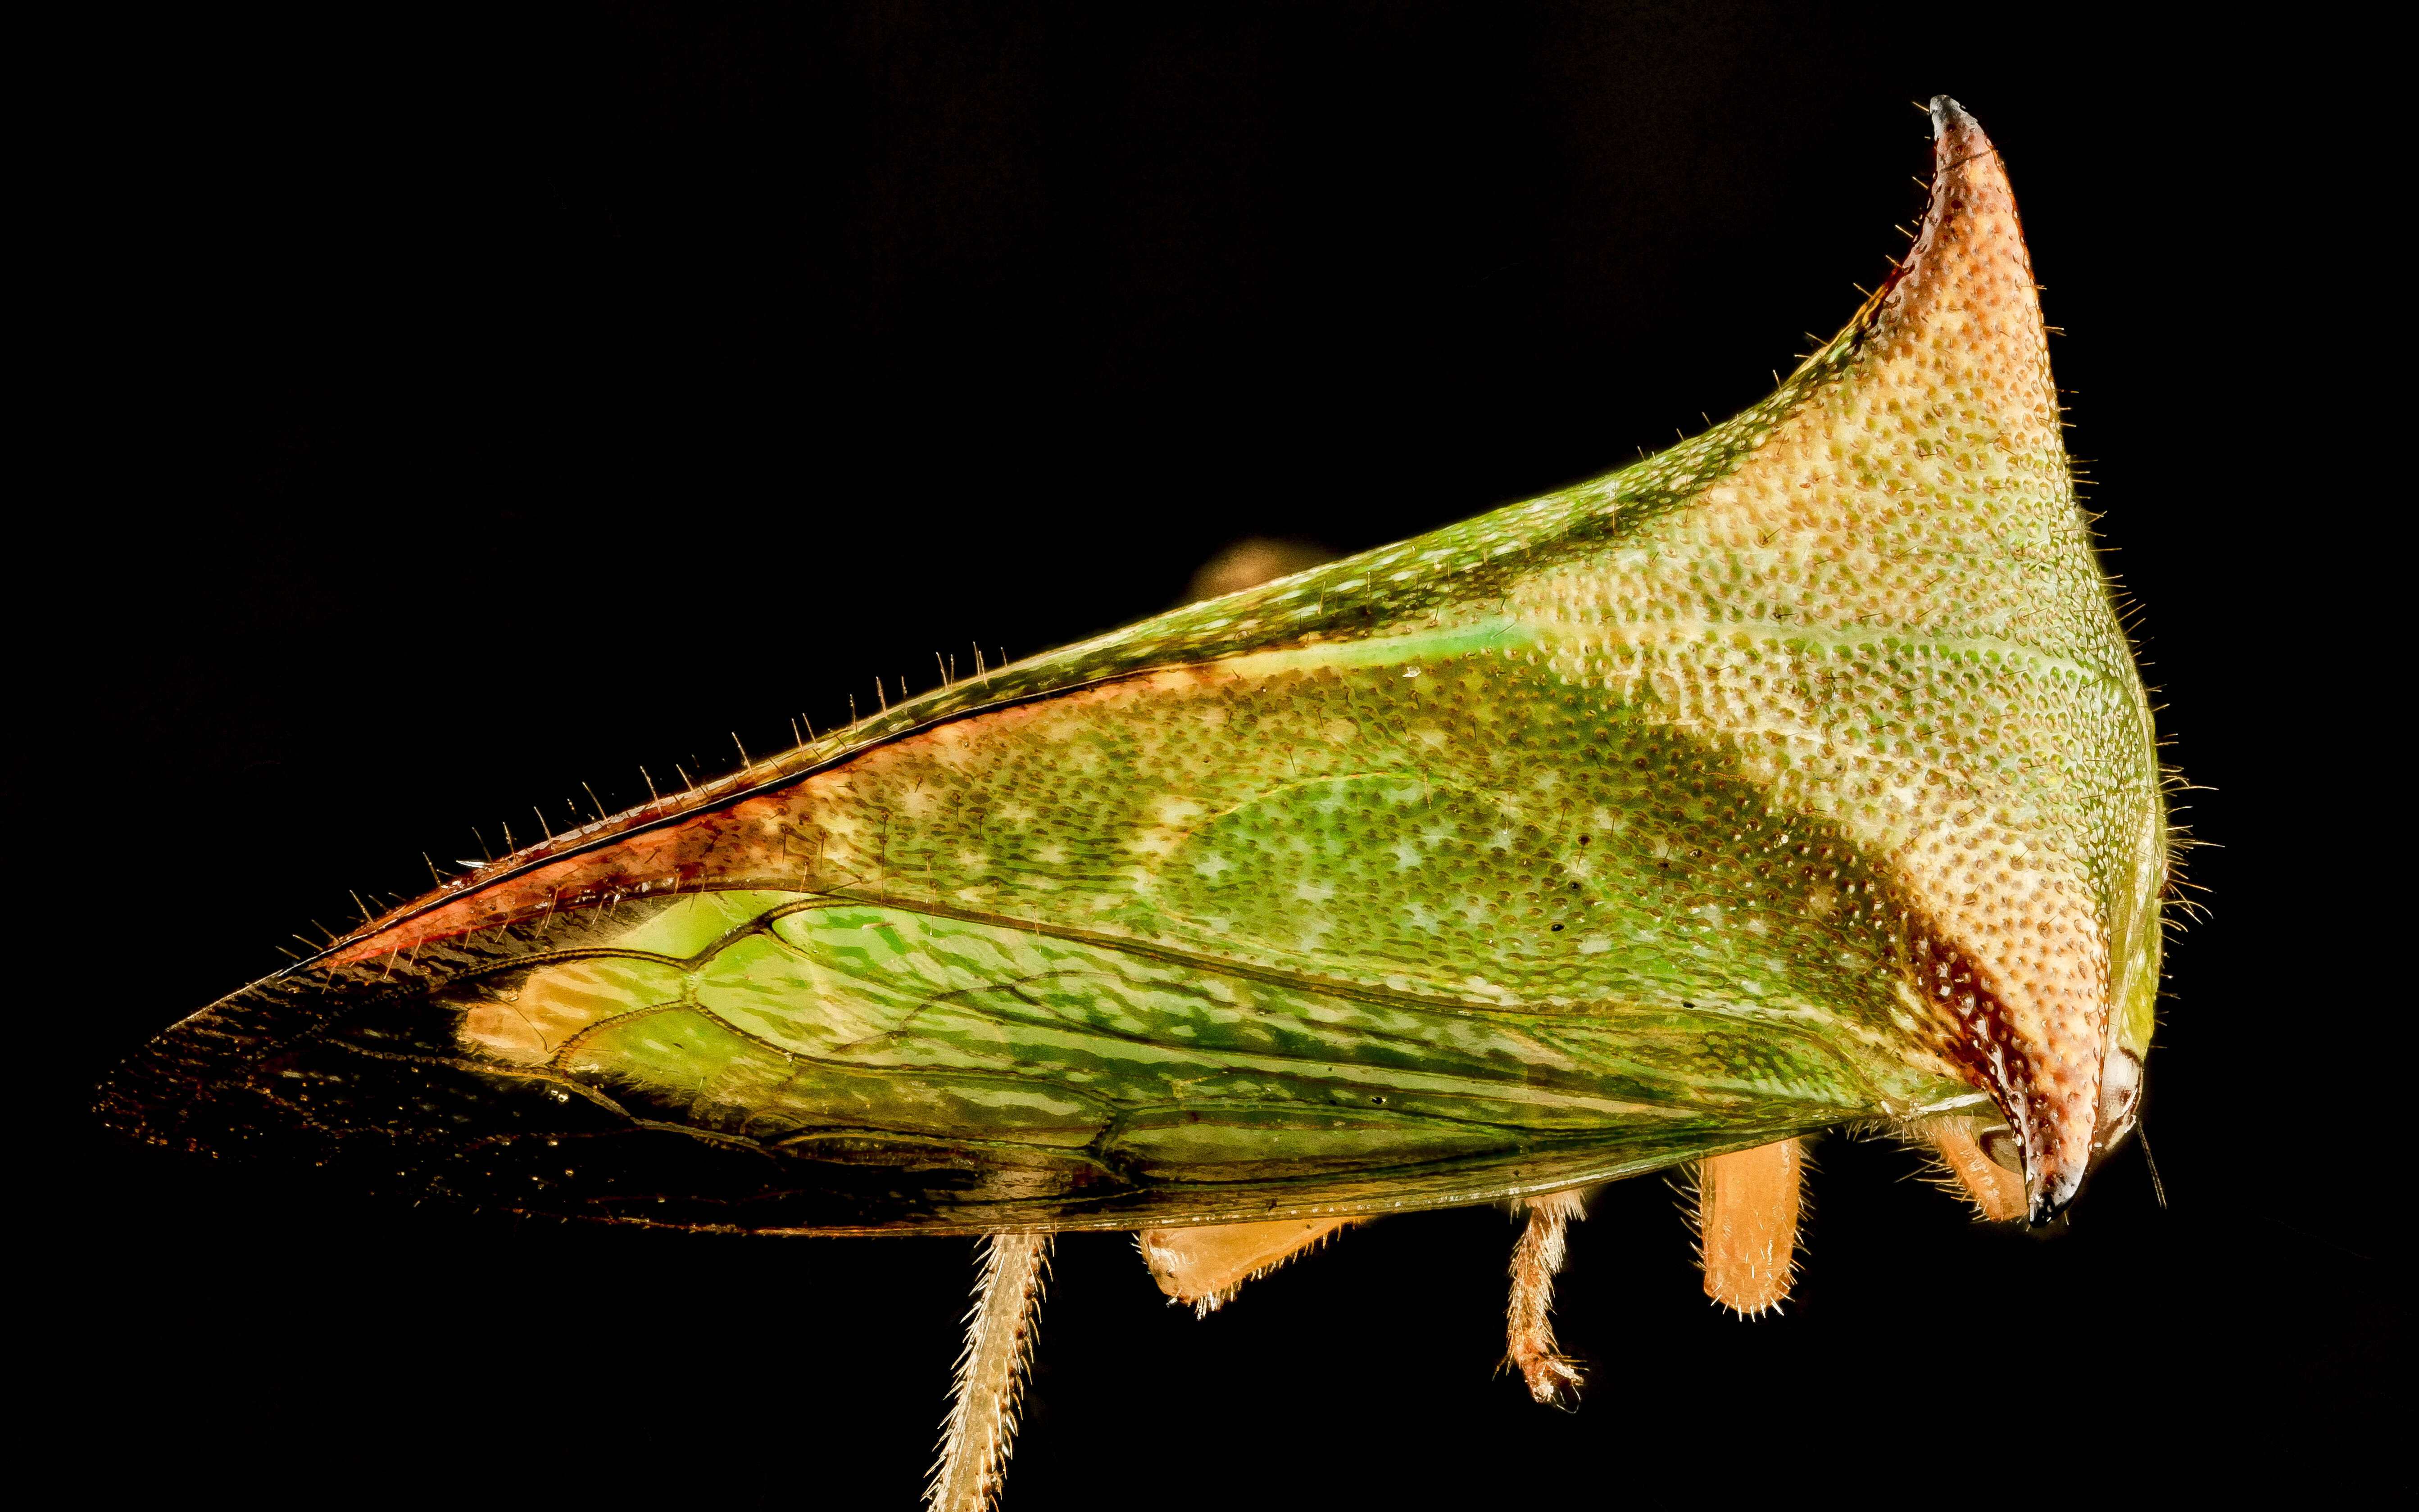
[103,99,2164,1510]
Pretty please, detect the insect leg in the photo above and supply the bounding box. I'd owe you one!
[1503,1189,1587,1406]
[928,1232,1053,1512]
[1696,1138,1805,1317]
[1914,1115,2028,1221]
[1137,1216,1358,1317]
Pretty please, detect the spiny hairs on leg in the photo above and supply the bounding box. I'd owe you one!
[1904,1115,2028,1222]
[1690,1138,1807,1318]
[927,1233,1053,1512]
[1503,1189,1587,1406]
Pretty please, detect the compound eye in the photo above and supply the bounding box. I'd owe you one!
[2092,1046,2144,1159]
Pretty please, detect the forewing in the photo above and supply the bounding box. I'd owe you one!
[118,883,1897,1231]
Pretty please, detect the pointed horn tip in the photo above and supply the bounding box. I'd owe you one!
[1926,95,1998,167]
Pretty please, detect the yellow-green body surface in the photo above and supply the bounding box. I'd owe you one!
[104,100,2162,1231]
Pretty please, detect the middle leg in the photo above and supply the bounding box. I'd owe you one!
[1504,1188,1588,1405]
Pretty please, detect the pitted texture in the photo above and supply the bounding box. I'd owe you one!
[109,100,2161,1228]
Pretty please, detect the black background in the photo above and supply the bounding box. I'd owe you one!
[26,4,2397,1507]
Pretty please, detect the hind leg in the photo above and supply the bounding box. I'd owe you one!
[928,1233,1052,1512]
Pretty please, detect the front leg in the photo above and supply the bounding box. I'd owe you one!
[1695,1139,1805,1317]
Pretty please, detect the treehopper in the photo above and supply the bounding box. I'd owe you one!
[100,97,2169,1511]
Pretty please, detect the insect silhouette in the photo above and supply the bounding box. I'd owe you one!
[102,98,2166,1511]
